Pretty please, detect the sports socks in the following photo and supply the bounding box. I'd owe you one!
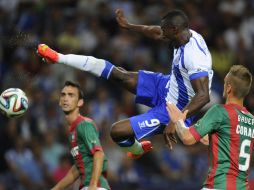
[117,137,144,155]
[58,54,114,79]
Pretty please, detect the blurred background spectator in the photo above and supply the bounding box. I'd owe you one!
[0,0,254,190]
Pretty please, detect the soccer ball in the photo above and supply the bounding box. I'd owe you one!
[0,88,28,118]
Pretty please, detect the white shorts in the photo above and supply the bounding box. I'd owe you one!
[80,187,107,190]
[201,188,220,190]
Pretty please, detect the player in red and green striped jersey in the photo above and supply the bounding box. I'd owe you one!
[166,65,253,190]
[52,81,110,190]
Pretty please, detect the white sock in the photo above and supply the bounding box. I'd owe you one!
[121,139,144,155]
[58,54,114,79]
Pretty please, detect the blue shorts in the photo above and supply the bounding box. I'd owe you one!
[130,71,194,140]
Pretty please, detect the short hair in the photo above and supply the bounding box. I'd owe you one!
[161,9,189,29]
[63,81,84,100]
[227,65,252,98]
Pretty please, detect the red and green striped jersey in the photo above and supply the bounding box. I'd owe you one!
[68,115,110,190]
[189,103,254,190]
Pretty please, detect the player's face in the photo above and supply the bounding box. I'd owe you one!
[59,86,83,114]
[161,26,176,43]
[161,22,178,46]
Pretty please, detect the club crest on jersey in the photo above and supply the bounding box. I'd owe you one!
[70,146,79,157]
[139,119,160,129]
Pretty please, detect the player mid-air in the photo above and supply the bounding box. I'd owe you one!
[166,65,253,189]
[37,9,213,158]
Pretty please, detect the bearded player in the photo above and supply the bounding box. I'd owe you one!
[167,65,253,189]
[38,9,213,158]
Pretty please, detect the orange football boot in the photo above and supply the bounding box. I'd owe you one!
[127,141,153,159]
[37,44,59,64]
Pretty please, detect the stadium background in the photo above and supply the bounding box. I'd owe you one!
[0,0,254,190]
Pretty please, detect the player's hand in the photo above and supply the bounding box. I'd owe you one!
[163,122,177,150]
[166,102,188,123]
[115,9,130,29]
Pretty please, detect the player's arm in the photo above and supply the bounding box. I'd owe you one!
[89,150,105,189]
[116,9,163,40]
[167,103,222,146]
[174,123,209,145]
[166,102,196,145]
[166,102,209,145]
[164,76,210,149]
[163,76,210,148]
[78,121,105,189]
[51,165,79,190]
[183,76,210,117]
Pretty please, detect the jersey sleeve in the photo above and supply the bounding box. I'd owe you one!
[189,104,223,141]
[77,121,103,155]
[184,37,212,81]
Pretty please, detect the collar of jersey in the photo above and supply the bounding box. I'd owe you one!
[69,115,84,132]
[226,103,247,112]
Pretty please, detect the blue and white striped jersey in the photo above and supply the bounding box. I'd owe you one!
[165,30,213,110]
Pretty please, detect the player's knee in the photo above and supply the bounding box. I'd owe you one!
[110,122,133,142]
[110,123,122,142]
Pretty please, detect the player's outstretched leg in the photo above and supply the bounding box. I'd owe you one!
[110,119,152,158]
[37,44,138,94]
[38,44,151,158]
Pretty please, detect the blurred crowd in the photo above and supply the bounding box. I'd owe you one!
[0,0,254,190]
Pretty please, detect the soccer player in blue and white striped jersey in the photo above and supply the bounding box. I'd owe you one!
[37,9,213,158]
